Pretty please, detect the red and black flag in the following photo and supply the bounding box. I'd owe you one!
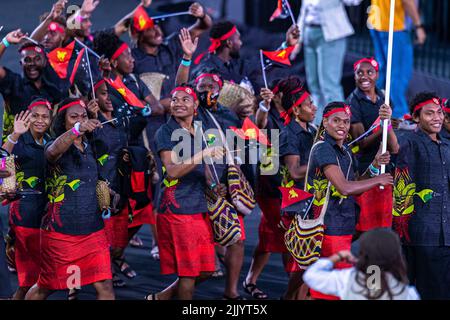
[262,46,295,66]
[47,41,85,84]
[229,117,271,146]
[270,0,290,21]
[131,5,154,34]
[104,76,145,109]
[279,186,314,217]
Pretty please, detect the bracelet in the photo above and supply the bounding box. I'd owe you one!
[141,105,152,117]
[72,122,81,137]
[7,134,18,145]
[280,41,288,49]
[209,182,217,190]
[369,163,380,177]
[258,101,269,113]
[181,59,192,67]
[2,37,10,48]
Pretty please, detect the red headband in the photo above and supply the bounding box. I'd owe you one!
[20,45,43,54]
[323,105,352,119]
[194,26,237,64]
[28,100,52,111]
[279,91,310,126]
[94,79,106,92]
[194,73,223,89]
[58,100,86,113]
[48,22,65,35]
[111,43,129,61]
[272,85,279,95]
[171,87,198,101]
[353,57,379,72]
[413,98,441,113]
[440,98,449,114]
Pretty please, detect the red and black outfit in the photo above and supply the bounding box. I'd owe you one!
[8,132,49,287]
[38,140,111,290]
[155,117,215,277]
[346,87,392,231]
[306,133,358,300]
[279,120,317,272]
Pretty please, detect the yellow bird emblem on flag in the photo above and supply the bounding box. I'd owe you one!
[139,15,147,30]
[244,128,257,139]
[57,50,67,62]
[289,189,298,199]
[276,50,287,59]
[118,88,126,97]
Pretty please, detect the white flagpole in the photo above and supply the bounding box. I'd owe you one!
[284,0,297,26]
[259,50,268,88]
[380,0,396,186]
[151,11,190,20]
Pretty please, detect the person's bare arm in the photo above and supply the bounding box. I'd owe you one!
[285,155,308,181]
[159,146,223,179]
[402,0,426,44]
[187,2,213,40]
[323,164,392,196]
[144,93,165,115]
[114,0,152,37]
[175,28,198,86]
[255,88,274,129]
[0,30,27,79]
[31,0,67,42]
[46,119,101,163]
[350,123,382,150]
[66,0,100,31]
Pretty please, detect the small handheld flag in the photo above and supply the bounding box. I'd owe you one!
[279,186,314,218]
[47,41,85,85]
[262,46,295,66]
[105,76,146,109]
[270,0,296,25]
[229,117,271,146]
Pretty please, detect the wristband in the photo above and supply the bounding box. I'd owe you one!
[258,101,269,113]
[181,59,192,67]
[369,163,380,177]
[209,182,217,190]
[280,41,288,50]
[7,134,18,145]
[72,122,81,136]
[141,105,152,117]
[2,37,10,48]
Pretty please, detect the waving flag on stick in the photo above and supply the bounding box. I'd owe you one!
[230,117,271,146]
[47,41,86,84]
[279,186,314,218]
[260,45,295,88]
[270,0,296,25]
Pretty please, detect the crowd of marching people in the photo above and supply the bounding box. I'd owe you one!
[0,0,449,301]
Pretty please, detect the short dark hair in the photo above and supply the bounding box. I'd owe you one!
[409,91,439,116]
[93,31,124,60]
[209,21,236,51]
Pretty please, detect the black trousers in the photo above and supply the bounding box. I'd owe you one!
[404,245,450,300]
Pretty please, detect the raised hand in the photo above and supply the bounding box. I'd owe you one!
[260,88,274,108]
[379,104,392,121]
[81,0,100,16]
[13,111,32,136]
[98,56,112,77]
[79,119,102,134]
[51,0,67,19]
[141,0,152,8]
[286,24,300,47]
[179,28,198,59]
[189,2,205,19]
[5,29,27,45]
[87,99,100,119]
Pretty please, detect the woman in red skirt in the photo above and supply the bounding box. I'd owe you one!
[2,100,52,299]
[145,85,224,300]
[25,98,114,300]
[304,102,394,300]
[346,58,399,233]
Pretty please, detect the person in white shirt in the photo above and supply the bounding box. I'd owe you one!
[294,0,363,125]
[303,228,420,300]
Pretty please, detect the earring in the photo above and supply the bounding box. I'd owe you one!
[194,108,198,117]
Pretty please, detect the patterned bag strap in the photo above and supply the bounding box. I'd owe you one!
[205,109,235,165]
[302,141,332,223]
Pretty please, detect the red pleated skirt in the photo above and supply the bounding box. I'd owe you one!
[355,185,393,232]
[37,228,112,290]
[104,209,129,249]
[256,196,286,253]
[13,225,41,287]
[157,212,215,277]
[309,234,353,300]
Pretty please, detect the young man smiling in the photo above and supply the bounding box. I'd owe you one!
[393,92,450,300]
